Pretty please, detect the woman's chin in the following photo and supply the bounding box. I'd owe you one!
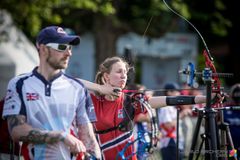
[120,84,126,89]
[113,85,124,89]
[112,83,125,89]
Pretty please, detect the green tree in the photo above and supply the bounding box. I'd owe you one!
[0,0,231,69]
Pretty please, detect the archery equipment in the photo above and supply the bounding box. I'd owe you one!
[162,0,235,159]
[180,61,235,160]
[115,92,159,160]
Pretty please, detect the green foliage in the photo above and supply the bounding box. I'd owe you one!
[171,0,191,19]
[115,0,180,36]
[0,0,115,39]
[0,0,232,85]
[211,12,232,37]
[0,0,61,38]
[0,0,231,45]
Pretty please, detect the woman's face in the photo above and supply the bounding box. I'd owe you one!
[104,61,128,88]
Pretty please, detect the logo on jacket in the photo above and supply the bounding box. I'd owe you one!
[26,93,39,101]
[118,109,124,118]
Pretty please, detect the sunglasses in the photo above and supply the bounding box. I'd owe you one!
[46,43,72,52]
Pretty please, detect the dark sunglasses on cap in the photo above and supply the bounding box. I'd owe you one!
[46,43,72,52]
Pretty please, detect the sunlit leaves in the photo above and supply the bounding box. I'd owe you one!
[211,12,232,36]
[171,1,191,19]
[0,0,231,40]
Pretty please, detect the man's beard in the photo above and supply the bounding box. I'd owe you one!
[46,53,68,70]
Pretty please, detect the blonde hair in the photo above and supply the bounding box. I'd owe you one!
[95,56,130,85]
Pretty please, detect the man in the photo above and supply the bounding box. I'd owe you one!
[2,26,101,160]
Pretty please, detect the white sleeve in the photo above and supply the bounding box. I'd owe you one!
[2,78,22,119]
[158,106,176,124]
[76,88,96,125]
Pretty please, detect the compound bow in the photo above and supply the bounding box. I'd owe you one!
[115,91,159,160]
[162,1,237,160]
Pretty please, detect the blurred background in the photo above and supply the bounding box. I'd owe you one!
[0,0,239,99]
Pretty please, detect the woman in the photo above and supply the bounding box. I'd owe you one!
[81,56,214,160]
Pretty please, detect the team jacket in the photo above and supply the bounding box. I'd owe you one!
[91,94,145,160]
[2,67,96,160]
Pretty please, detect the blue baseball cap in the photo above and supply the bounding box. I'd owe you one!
[164,82,180,90]
[36,26,80,46]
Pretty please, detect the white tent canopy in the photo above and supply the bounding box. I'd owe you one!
[0,10,39,99]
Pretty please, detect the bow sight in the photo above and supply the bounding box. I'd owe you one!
[180,57,236,160]
[179,62,233,89]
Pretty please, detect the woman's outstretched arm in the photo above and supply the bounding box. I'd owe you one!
[148,95,206,109]
[78,78,121,96]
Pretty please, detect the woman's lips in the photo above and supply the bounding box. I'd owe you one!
[119,80,126,84]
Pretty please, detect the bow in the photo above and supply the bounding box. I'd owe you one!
[162,0,233,107]
[203,50,222,108]
[180,53,233,108]
[162,1,238,160]
[115,91,159,160]
[131,92,159,152]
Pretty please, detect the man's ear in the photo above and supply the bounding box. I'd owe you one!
[39,44,45,52]
[39,44,50,56]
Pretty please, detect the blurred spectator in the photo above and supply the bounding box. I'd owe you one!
[158,82,185,160]
[224,83,240,159]
[180,86,205,158]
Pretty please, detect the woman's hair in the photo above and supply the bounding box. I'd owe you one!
[95,56,129,85]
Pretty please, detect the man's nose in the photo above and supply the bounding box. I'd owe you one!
[64,49,72,56]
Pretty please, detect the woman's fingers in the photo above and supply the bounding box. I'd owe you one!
[99,84,122,96]
[113,87,122,97]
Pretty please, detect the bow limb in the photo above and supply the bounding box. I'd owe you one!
[116,93,159,159]
[142,100,159,151]
[132,93,159,152]
[203,50,222,108]
[162,0,223,107]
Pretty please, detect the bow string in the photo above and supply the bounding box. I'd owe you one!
[117,0,233,158]
[162,0,234,108]
[116,92,159,160]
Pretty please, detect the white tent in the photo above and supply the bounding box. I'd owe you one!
[0,10,39,99]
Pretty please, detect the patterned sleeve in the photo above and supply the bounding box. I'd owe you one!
[2,78,22,119]
[76,87,97,125]
[84,89,97,122]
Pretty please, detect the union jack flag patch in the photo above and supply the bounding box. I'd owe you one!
[26,93,39,101]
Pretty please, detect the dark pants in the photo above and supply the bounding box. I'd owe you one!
[161,138,183,160]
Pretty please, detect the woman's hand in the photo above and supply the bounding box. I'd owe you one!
[78,78,122,97]
[97,84,122,97]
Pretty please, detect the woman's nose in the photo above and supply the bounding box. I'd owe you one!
[121,73,127,79]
